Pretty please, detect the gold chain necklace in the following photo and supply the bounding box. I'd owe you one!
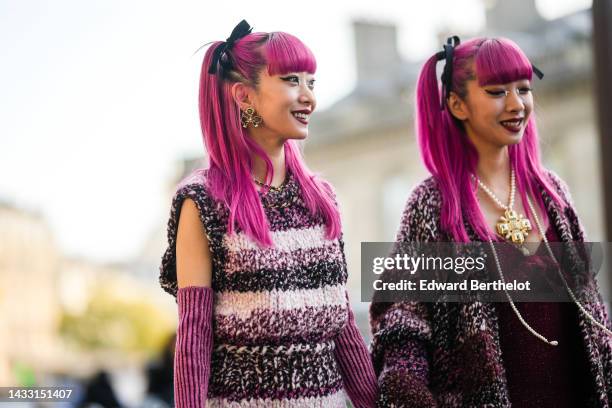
[473,170,532,244]
[253,176,294,209]
[253,177,286,192]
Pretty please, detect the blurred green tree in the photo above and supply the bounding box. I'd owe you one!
[60,287,174,357]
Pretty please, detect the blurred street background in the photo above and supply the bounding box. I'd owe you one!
[0,0,606,406]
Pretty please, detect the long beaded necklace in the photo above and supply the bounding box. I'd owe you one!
[488,194,612,346]
[473,170,532,245]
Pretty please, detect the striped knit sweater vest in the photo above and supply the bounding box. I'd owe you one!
[160,170,355,407]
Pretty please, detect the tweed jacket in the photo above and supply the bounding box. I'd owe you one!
[370,170,612,407]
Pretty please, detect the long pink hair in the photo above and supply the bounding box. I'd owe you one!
[415,37,565,242]
[193,31,340,246]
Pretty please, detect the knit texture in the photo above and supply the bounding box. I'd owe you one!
[334,306,378,408]
[160,170,377,407]
[175,286,214,407]
[370,170,612,408]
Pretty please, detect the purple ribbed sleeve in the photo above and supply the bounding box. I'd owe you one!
[334,306,378,408]
[174,286,213,408]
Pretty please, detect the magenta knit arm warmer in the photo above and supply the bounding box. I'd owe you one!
[334,306,378,408]
[174,286,214,408]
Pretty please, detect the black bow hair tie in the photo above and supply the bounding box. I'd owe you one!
[436,36,461,110]
[208,19,253,75]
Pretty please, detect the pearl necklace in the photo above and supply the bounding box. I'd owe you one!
[473,170,532,245]
[488,194,612,346]
[475,169,516,210]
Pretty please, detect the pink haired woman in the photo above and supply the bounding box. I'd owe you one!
[159,20,377,407]
[370,37,612,407]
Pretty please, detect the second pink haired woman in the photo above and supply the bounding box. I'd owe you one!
[159,20,377,407]
[370,36,612,407]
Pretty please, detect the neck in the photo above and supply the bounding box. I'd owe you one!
[467,130,511,187]
[476,149,511,188]
[249,131,287,188]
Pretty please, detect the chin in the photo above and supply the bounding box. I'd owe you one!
[286,131,308,140]
[498,130,525,146]
[505,136,523,146]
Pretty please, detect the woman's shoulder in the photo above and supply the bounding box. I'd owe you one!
[317,177,339,204]
[405,176,442,212]
[397,176,442,242]
[541,168,574,207]
[169,168,227,230]
[173,169,216,207]
[175,168,208,194]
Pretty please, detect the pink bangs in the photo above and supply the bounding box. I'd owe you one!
[474,38,533,86]
[264,32,316,75]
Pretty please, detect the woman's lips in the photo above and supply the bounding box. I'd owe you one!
[500,118,523,133]
[292,111,310,125]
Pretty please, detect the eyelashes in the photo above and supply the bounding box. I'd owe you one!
[485,87,532,97]
[485,90,507,96]
[280,75,299,84]
[280,75,316,90]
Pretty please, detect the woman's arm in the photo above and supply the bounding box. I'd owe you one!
[370,301,436,408]
[333,300,378,408]
[174,198,214,407]
[177,199,213,288]
[370,179,440,408]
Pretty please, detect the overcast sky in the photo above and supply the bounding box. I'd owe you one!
[0,0,591,263]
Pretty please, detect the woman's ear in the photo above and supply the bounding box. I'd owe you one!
[447,91,469,121]
[231,82,254,111]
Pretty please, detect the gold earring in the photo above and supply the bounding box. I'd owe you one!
[241,107,263,128]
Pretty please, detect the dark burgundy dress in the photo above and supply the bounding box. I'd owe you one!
[494,225,593,407]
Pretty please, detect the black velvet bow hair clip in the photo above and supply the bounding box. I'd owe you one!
[208,19,253,75]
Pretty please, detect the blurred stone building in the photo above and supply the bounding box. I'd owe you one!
[0,202,62,385]
[306,0,602,301]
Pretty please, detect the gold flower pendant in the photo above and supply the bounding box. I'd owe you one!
[496,209,532,244]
